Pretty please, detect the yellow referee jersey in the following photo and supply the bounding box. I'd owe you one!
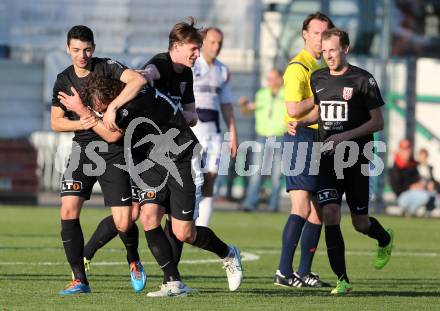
[283,49,326,129]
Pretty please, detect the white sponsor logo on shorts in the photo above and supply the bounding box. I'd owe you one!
[182,209,193,214]
[121,196,131,202]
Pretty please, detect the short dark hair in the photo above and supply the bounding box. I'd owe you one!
[168,17,203,50]
[80,73,125,109]
[302,12,335,31]
[67,25,95,46]
[322,28,350,48]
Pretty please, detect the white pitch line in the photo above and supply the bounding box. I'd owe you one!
[0,249,438,266]
[0,252,259,266]
[251,249,440,257]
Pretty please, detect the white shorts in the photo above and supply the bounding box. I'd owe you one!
[192,121,222,173]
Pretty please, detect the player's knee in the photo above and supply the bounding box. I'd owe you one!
[322,205,339,225]
[174,228,194,243]
[139,212,160,230]
[60,205,80,219]
[114,219,131,232]
[352,220,369,233]
[307,212,322,224]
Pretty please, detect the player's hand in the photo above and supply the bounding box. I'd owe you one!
[102,106,121,132]
[238,96,249,106]
[182,110,198,127]
[287,121,300,136]
[80,115,98,130]
[58,87,87,116]
[136,64,160,87]
[323,133,347,155]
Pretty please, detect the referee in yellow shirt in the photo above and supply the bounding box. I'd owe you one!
[274,12,334,288]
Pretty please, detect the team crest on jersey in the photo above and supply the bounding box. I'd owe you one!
[369,77,376,86]
[180,82,187,95]
[342,87,353,100]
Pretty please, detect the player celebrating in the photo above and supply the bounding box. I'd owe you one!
[67,74,244,297]
[291,28,394,295]
[275,12,334,288]
[191,27,238,227]
[80,17,200,279]
[51,25,147,295]
[101,18,243,296]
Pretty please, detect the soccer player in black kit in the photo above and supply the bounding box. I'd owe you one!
[51,25,147,295]
[288,28,393,295]
[99,18,242,296]
[62,72,243,297]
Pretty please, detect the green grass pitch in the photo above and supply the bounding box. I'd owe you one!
[1,206,440,310]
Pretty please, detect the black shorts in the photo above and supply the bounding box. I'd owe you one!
[317,153,370,215]
[131,182,171,213]
[61,143,132,207]
[133,160,200,221]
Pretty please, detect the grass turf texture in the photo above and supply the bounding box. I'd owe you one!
[0,206,439,310]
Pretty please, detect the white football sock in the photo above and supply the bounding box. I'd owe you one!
[195,197,213,227]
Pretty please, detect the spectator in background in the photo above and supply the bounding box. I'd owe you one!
[238,68,286,212]
[389,139,436,215]
[417,148,435,184]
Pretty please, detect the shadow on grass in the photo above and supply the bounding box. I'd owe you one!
[2,274,440,298]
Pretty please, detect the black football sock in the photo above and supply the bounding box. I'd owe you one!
[83,215,118,260]
[61,219,88,285]
[366,217,391,247]
[164,218,184,264]
[297,221,322,277]
[278,214,306,276]
[325,224,349,283]
[190,226,229,259]
[145,227,180,283]
[119,223,140,263]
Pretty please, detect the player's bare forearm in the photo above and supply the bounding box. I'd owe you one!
[50,106,83,132]
[297,105,319,126]
[286,97,315,118]
[92,119,124,143]
[221,103,238,158]
[108,69,147,111]
[286,105,318,135]
[339,107,384,141]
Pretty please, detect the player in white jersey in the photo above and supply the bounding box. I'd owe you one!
[192,27,238,227]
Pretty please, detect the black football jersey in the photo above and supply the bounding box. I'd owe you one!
[52,57,127,145]
[141,52,195,108]
[116,87,199,162]
[311,65,384,147]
